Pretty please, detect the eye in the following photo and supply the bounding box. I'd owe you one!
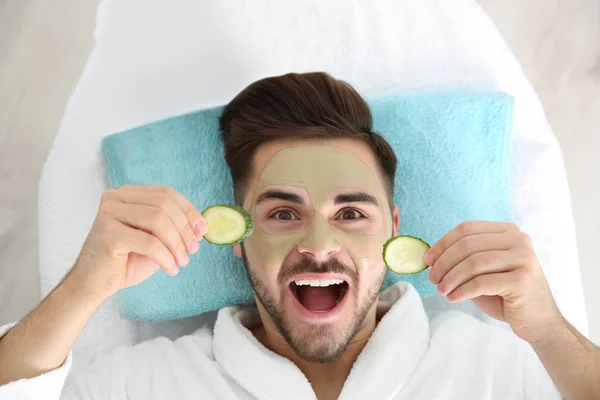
[337,209,365,220]
[271,209,298,221]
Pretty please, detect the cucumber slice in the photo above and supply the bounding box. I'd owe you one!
[201,205,254,245]
[383,235,430,274]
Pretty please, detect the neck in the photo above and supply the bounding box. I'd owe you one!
[252,306,379,400]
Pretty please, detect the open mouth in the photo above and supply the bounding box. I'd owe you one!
[290,278,349,313]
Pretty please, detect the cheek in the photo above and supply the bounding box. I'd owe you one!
[245,229,303,268]
[354,258,387,303]
[334,230,388,268]
[333,229,389,295]
[244,229,306,294]
[358,259,387,284]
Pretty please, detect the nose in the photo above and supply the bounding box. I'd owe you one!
[297,216,342,262]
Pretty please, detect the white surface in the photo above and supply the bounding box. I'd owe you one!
[33,0,588,368]
[0,283,560,400]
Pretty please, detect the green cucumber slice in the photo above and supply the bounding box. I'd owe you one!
[201,205,254,245]
[383,235,430,274]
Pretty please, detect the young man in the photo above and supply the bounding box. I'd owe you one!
[0,73,598,400]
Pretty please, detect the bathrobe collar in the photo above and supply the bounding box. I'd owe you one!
[213,282,430,400]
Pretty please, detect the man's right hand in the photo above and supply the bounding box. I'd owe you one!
[66,185,207,303]
[0,185,207,386]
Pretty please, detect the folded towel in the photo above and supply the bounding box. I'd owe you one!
[101,89,514,321]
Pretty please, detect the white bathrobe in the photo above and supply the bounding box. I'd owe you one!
[0,283,560,400]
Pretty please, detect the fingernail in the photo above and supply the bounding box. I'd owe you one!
[425,251,435,266]
[194,220,207,236]
[166,265,179,276]
[179,252,189,267]
[189,240,200,254]
[437,283,445,295]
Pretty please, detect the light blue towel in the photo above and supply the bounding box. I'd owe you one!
[101,90,514,322]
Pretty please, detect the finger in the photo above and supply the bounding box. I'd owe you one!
[119,185,207,240]
[111,203,190,267]
[445,271,516,303]
[117,224,179,276]
[115,188,200,254]
[429,233,515,284]
[426,221,518,266]
[437,250,520,296]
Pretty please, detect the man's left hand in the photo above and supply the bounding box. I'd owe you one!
[426,221,562,344]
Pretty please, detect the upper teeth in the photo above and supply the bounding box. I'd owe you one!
[294,279,344,287]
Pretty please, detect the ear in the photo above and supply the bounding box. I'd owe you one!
[392,205,400,236]
[234,242,242,259]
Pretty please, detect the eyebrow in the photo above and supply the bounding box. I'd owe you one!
[334,192,379,206]
[256,190,305,206]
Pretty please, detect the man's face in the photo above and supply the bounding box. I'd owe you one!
[236,139,399,363]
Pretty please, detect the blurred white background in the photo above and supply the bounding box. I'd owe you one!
[0,0,599,342]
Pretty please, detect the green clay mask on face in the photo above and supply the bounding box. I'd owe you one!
[244,145,392,271]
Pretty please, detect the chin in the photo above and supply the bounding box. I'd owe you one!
[286,323,351,363]
[281,295,360,364]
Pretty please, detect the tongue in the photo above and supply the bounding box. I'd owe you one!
[296,285,338,311]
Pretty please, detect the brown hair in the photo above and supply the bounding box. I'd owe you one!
[219,72,397,206]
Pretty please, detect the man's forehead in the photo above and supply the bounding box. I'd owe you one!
[242,140,388,209]
[258,146,374,186]
[243,144,383,209]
